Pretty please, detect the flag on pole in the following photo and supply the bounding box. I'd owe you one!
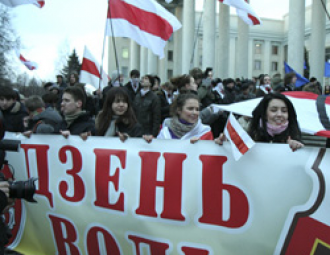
[224,112,255,161]
[219,0,261,25]
[79,46,110,90]
[0,0,45,8]
[16,50,38,71]
[325,62,330,77]
[284,62,309,88]
[107,0,182,59]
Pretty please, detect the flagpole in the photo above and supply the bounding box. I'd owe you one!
[107,0,121,82]
[98,0,121,92]
[190,0,206,69]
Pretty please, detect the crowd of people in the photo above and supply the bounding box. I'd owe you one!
[0,66,324,254]
[0,67,322,145]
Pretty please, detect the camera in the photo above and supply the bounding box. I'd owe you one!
[0,112,37,203]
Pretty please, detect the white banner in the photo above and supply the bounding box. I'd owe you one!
[2,133,329,255]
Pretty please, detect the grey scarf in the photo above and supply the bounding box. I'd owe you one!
[65,111,86,127]
[104,115,119,137]
[169,116,197,138]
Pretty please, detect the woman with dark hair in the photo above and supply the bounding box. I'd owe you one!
[276,72,297,92]
[248,93,303,151]
[216,93,303,152]
[157,93,213,143]
[96,87,143,141]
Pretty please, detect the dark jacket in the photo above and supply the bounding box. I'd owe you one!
[0,189,8,254]
[56,112,95,135]
[124,81,141,103]
[157,90,170,123]
[223,87,236,104]
[116,122,143,138]
[133,91,161,137]
[235,92,256,102]
[28,108,63,134]
[1,102,28,132]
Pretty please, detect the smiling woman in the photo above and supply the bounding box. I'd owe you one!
[248,93,304,151]
[157,92,213,143]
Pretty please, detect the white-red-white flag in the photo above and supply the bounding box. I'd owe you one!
[219,0,261,25]
[0,0,45,8]
[79,46,109,90]
[16,50,38,71]
[224,112,255,161]
[107,0,182,59]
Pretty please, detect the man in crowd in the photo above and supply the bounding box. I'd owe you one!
[56,86,95,139]
[124,69,141,103]
[56,74,67,90]
[24,95,62,134]
[0,84,28,132]
[133,75,161,138]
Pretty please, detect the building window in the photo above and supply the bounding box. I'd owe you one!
[121,66,129,78]
[254,60,262,70]
[255,41,263,54]
[271,62,278,71]
[325,48,330,62]
[284,45,288,62]
[167,69,173,79]
[272,45,278,55]
[168,50,173,61]
[122,48,129,59]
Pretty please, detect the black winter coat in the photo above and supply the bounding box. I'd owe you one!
[156,90,170,123]
[56,112,95,135]
[124,82,141,103]
[133,91,161,137]
[1,102,28,132]
[116,122,143,138]
[0,190,8,255]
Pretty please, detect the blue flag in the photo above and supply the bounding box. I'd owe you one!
[284,62,309,88]
[325,62,330,77]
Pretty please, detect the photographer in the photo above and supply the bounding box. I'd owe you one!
[0,181,9,255]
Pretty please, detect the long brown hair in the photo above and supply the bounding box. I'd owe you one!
[96,87,137,136]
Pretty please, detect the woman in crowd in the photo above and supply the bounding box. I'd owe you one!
[256,74,273,97]
[216,93,303,152]
[96,87,143,141]
[276,72,297,92]
[157,93,213,143]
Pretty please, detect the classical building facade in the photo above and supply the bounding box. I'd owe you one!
[108,0,329,84]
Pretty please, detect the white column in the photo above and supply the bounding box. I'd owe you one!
[236,19,249,78]
[129,40,140,71]
[174,6,183,76]
[202,0,216,70]
[218,3,230,78]
[147,49,158,74]
[229,37,236,78]
[182,0,195,73]
[263,40,271,75]
[140,47,148,76]
[310,0,326,82]
[248,39,253,78]
[288,0,305,75]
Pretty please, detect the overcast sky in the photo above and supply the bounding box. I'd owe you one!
[8,0,313,81]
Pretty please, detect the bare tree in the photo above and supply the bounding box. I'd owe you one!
[0,5,20,82]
